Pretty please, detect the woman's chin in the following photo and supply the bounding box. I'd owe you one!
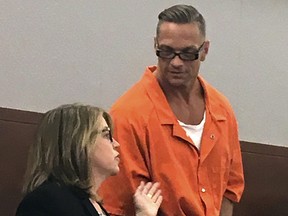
[110,166,120,176]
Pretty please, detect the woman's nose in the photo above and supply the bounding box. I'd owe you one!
[113,139,120,148]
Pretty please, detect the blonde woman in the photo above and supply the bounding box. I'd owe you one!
[16,104,162,216]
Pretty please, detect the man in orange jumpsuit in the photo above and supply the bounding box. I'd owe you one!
[99,4,244,216]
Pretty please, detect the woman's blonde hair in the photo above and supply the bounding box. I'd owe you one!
[22,103,113,197]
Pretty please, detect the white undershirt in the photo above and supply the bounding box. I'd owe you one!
[178,111,206,150]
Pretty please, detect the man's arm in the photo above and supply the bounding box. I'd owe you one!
[99,112,150,215]
[221,113,244,215]
[220,197,233,216]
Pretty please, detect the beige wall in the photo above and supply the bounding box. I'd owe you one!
[1,0,288,146]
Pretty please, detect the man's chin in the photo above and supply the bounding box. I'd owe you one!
[168,79,186,87]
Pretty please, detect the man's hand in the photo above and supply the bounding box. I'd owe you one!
[220,197,234,216]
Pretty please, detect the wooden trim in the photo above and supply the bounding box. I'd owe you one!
[0,107,43,124]
[240,140,288,157]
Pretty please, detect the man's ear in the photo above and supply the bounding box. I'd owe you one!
[200,40,210,61]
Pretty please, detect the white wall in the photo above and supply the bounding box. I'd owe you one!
[1,0,287,147]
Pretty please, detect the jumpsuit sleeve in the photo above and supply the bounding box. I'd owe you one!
[223,116,245,203]
[99,109,151,216]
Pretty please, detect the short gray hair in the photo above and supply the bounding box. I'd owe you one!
[156,4,206,38]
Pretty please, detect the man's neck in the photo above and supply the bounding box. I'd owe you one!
[158,76,202,105]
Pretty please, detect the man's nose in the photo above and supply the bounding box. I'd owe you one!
[170,54,184,66]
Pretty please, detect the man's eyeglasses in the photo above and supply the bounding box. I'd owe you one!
[156,42,205,61]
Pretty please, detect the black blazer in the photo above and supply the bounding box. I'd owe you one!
[16,181,109,216]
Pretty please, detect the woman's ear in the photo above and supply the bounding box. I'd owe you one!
[200,40,210,61]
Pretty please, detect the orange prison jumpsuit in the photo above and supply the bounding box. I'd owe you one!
[99,66,244,216]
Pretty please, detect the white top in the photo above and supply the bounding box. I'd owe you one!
[178,111,206,150]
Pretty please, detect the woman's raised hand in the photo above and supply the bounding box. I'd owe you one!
[134,181,163,216]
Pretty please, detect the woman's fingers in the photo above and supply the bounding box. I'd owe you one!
[135,181,145,194]
[135,181,162,204]
[146,182,160,198]
[151,187,162,204]
[141,182,162,204]
[141,182,153,196]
